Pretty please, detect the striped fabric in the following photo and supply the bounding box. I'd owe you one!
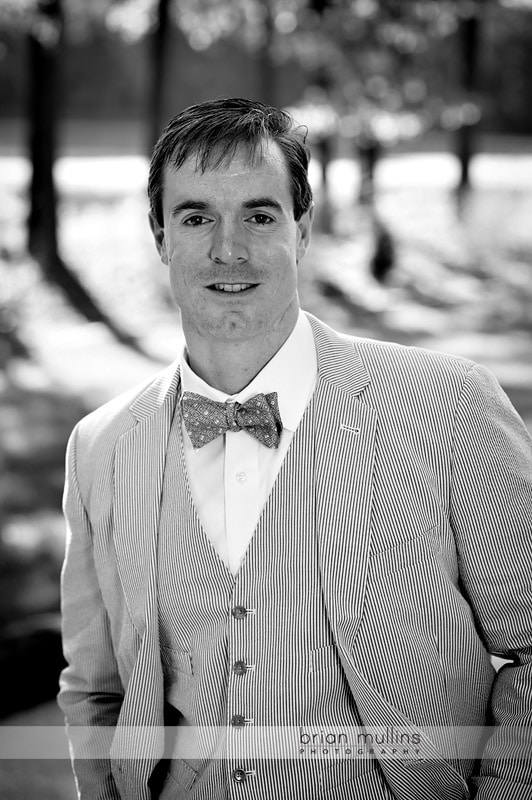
[58,313,532,800]
[156,395,394,798]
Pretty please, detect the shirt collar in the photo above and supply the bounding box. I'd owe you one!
[180,311,317,433]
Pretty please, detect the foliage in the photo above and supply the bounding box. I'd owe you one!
[92,0,532,143]
[2,0,531,48]
[1,0,531,135]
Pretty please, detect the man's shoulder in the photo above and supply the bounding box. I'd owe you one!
[354,334,474,374]
[308,312,475,378]
[352,335,480,406]
[72,361,180,453]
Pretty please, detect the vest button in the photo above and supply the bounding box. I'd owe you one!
[233,660,247,676]
[232,768,247,783]
[231,605,247,619]
[230,714,246,728]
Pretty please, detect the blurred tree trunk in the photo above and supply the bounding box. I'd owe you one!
[315,134,333,233]
[258,0,277,106]
[357,137,381,206]
[456,8,481,190]
[147,0,171,153]
[309,0,333,232]
[355,134,395,283]
[27,0,62,265]
[27,0,143,351]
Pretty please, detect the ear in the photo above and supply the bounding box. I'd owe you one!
[148,211,169,265]
[296,204,314,263]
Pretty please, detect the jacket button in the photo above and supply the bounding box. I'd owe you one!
[233,660,247,676]
[231,606,247,619]
[231,714,246,728]
[232,768,247,783]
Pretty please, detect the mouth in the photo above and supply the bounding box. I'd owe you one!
[208,283,257,294]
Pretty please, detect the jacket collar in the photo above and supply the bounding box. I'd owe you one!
[129,359,181,422]
[306,312,370,396]
[127,312,370,423]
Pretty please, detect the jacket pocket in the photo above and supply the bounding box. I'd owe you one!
[319,757,391,799]
[159,758,198,797]
[369,525,440,577]
[309,644,341,674]
[160,646,194,675]
[160,647,195,714]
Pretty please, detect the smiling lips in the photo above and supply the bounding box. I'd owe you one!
[210,283,256,293]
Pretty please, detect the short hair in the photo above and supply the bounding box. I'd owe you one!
[148,97,313,224]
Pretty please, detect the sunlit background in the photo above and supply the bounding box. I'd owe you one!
[1,2,531,796]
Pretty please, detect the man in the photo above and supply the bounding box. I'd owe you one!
[58,97,532,800]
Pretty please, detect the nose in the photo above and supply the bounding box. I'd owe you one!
[209,220,249,265]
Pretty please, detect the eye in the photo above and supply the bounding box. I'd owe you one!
[248,213,274,226]
[183,215,211,227]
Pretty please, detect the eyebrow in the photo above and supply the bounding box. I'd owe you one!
[242,197,284,213]
[171,200,210,217]
[170,197,284,217]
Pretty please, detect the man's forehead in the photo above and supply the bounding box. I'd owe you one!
[168,139,287,179]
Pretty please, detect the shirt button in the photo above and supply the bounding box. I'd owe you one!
[233,660,248,676]
[230,714,246,728]
[235,471,247,483]
[231,605,247,620]
[232,768,247,783]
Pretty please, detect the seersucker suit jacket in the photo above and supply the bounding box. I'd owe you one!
[58,313,532,800]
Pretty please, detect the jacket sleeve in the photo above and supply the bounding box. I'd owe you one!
[449,364,532,799]
[58,424,124,800]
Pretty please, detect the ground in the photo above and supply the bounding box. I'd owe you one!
[0,125,531,798]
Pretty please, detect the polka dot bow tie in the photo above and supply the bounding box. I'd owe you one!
[181,391,283,450]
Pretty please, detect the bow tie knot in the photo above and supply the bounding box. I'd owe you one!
[181,391,282,449]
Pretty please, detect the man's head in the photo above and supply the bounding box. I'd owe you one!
[148,97,313,226]
[147,98,315,386]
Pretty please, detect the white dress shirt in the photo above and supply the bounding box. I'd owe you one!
[179,312,318,575]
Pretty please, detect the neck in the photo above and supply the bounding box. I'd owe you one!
[184,314,299,395]
[187,348,270,395]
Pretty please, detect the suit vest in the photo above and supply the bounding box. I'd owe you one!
[156,399,393,799]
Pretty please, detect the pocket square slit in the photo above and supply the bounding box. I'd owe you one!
[340,424,361,434]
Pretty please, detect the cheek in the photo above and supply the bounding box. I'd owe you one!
[168,263,189,299]
[278,244,299,279]
[168,257,206,307]
[166,232,197,265]
[168,249,191,277]
[265,239,296,265]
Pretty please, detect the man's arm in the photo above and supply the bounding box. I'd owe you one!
[450,364,532,799]
[58,425,124,800]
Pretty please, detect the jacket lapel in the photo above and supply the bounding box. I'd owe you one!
[113,361,181,636]
[109,362,182,795]
[307,314,377,647]
[307,316,469,799]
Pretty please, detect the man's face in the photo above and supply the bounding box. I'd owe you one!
[149,139,313,355]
